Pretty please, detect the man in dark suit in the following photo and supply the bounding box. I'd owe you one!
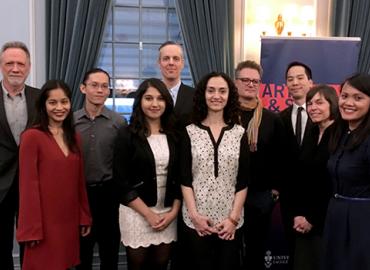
[279,61,313,269]
[0,41,39,269]
[158,41,194,270]
[158,41,194,125]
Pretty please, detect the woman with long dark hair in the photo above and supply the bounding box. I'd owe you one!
[180,72,249,269]
[114,78,180,270]
[17,80,91,270]
[323,74,370,270]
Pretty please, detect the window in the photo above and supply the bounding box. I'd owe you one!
[97,0,192,119]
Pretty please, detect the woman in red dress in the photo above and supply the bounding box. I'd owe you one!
[17,80,92,270]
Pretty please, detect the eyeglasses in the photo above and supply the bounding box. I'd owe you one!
[85,82,110,90]
[237,78,261,86]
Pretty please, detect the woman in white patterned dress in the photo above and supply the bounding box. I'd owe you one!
[180,72,249,270]
[114,78,181,270]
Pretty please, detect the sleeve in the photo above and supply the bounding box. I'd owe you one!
[76,135,92,226]
[235,133,249,192]
[169,135,182,200]
[179,128,193,187]
[271,115,286,191]
[113,127,138,205]
[16,131,44,242]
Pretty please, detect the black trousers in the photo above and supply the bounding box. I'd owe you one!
[0,181,17,270]
[243,199,275,270]
[183,225,242,270]
[76,181,120,270]
[279,197,295,270]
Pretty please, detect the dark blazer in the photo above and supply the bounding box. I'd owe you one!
[239,108,285,192]
[174,83,194,117]
[0,85,39,203]
[279,105,313,156]
[113,126,180,207]
[173,83,195,129]
[279,105,313,213]
[292,124,332,234]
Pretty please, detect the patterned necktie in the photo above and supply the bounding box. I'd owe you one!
[296,106,303,145]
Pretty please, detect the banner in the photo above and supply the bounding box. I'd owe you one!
[260,36,361,112]
[259,36,361,270]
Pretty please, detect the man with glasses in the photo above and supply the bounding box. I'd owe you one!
[0,41,39,269]
[74,68,126,270]
[235,60,284,270]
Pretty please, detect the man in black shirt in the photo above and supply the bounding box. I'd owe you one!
[235,60,284,270]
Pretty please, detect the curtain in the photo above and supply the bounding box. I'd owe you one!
[46,0,112,110]
[331,0,370,73]
[175,0,234,83]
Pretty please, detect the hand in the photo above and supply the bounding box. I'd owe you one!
[271,189,280,202]
[144,210,165,231]
[152,210,177,231]
[293,216,312,233]
[81,225,91,237]
[215,218,236,241]
[189,212,217,237]
[26,240,40,248]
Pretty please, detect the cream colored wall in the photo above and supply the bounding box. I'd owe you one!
[234,0,332,65]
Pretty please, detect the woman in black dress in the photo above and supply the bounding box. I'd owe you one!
[324,74,370,270]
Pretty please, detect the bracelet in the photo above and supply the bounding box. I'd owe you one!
[228,216,239,226]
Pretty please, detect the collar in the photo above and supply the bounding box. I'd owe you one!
[1,81,25,98]
[75,105,111,120]
[169,80,181,94]
[292,102,306,112]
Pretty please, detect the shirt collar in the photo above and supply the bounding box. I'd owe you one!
[293,102,306,113]
[76,105,111,120]
[169,80,181,95]
[1,81,25,98]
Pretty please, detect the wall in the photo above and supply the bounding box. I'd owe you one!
[0,0,46,88]
[234,0,332,63]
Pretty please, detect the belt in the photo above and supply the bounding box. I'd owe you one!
[334,193,370,201]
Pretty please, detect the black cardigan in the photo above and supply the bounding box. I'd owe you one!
[113,126,180,207]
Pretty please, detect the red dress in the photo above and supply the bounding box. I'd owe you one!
[16,128,91,270]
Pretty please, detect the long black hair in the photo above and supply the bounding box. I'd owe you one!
[192,72,240,125]
[329,73,370,152]
[33,80,78,152]
[129,78,176,139]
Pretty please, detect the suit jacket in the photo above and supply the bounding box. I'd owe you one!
[174,83,194,117]
[279,105,313,214]
[113,126,181,207]
[292,124,332,234]
[172,83,194,129]
[0,84,40,203]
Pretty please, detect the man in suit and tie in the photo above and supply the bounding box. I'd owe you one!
[158,41,194,126]
[0,41,39,269]
[279,61,313,269]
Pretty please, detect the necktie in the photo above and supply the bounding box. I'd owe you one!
[296,107,303,145]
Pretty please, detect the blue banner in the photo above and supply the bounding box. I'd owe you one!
[259,37,361,112]
[259,36,360,269]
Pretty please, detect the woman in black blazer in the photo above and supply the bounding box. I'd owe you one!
[114,78,181,270]
[292,85,338,270]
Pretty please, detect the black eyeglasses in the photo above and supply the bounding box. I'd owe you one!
[237,78,261,85]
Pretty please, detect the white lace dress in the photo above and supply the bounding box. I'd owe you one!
[119,134,177,248]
